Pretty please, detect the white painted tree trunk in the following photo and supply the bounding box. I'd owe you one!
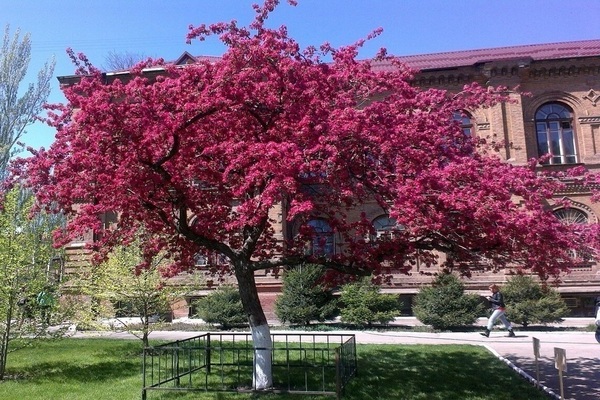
[251,323,273,389]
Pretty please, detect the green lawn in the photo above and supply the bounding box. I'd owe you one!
[0,338,548,400]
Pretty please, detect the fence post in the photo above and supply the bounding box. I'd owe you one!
[335,349,341,400]
[352,336,358,376]
[142,346,148,400]
[174,340,180,386]
[206,333,211,374]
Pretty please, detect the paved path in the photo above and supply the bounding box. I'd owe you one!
[343,329,598,400]
[73,318,599,400]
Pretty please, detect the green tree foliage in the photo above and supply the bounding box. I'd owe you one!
[193,285,247,329]
[413,273,485,330]
[0,188,62,379]
[69,238,184,347]
[502,275,569,327]
[274,264,338,326]
[0,25,54,175]
[0,25,57,380]
[339,278,400,327]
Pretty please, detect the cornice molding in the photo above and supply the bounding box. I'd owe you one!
[414,73,477,87]
[528,64,600,79]
[414,60,600,85]
[554,180,600,195]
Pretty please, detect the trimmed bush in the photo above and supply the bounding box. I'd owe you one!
[503,275,569,327]
[275,264,338,326]
[339,278,400,327]
[413,273,485,330]
[193,285,247,329]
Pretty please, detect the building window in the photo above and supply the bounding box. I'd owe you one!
[453,111,473,136]
[372,215,402,240]
[193,251,228,268]
[307,219,334,256]
[194,253,208,267]
[553,208,588,225]
[535,103,577,164]
[554,207,591,263]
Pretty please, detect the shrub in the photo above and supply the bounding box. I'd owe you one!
[413,273,485,330]
[339,278,400,327]
[275,264,338,326]
[193,285,247,329]
[502,275,569,327]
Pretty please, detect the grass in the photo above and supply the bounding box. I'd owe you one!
[0,338,549,400]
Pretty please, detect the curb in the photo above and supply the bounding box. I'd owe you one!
[482,344,559,399]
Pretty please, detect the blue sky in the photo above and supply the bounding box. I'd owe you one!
[2,0,598,150]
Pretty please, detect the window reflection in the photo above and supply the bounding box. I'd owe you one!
[307,219,334,256]
[453,111,473,136]
[535,103,577,164]
[372,215,403,240]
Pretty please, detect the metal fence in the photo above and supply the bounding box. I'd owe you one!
[142,332,357,399]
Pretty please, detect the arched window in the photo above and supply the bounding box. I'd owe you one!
[453,111,473,136]
[535,103,577,164]
[553,208,588,225]
[307,219,334,256]
[372,215,403,240]
[554,207,591,263]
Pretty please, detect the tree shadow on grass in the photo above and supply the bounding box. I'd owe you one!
[344,345,549,400]
[18,359,140,383]
[9,339,142,383]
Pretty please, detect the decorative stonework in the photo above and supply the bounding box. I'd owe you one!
[554,180,600,197]
[583,89,600,106]
[578,116,600,124]
[415,74,475,87]
[528,65,600,79]
[476,122,490,130]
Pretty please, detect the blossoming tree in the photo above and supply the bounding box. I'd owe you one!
[10,0,584,388]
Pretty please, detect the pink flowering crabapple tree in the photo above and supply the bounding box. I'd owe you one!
[10,0,584,388]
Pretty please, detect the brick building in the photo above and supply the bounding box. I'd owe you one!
[369,39,600,317]
[59,39,600,319]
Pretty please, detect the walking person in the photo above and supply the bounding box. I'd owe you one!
[17,292,35,329]
[480,284,515,337]
[37,286,56,326]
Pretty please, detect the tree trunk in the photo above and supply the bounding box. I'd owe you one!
[142,316,150,348]
[234,263,272,389]
[0,295,15,380]
[0,325,8,380]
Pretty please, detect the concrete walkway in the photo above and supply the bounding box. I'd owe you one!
[73,317,599,400]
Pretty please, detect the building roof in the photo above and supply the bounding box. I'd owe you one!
[176,39,600,73]
[58,39,600,84]
[371,39,600,72]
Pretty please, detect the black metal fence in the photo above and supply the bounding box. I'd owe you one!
[142,332,357,399]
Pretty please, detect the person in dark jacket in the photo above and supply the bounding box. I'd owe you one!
[480,284,515,338]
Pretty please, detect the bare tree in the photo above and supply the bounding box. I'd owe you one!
[0,25,54,175]
[102,50,147,72]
